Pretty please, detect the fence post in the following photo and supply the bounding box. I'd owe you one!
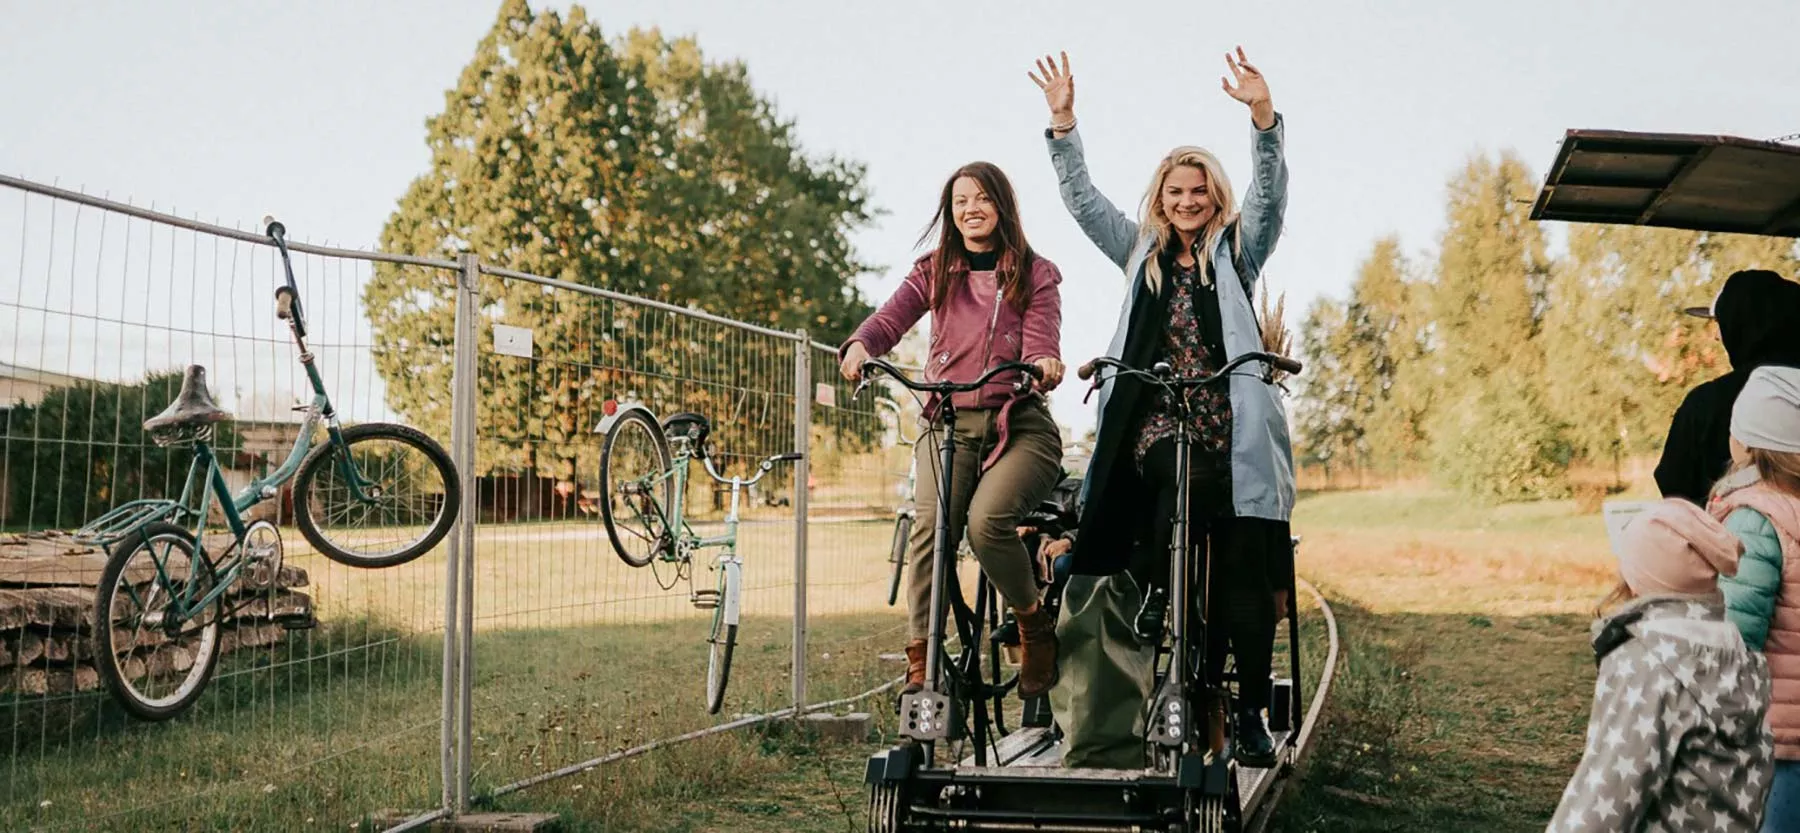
[447,253,482,814]
[792,332,812,714]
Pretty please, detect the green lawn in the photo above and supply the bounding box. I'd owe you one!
[1269,486,1619,832]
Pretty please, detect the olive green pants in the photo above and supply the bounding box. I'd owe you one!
[905,399,1063,640]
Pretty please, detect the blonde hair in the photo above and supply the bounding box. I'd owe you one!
[1596,579,1636,618]
[1137,146,1242,295]
[1714,446,1800,501]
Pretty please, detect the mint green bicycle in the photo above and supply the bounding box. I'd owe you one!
[84,218,460,721]
[595,400,800,714]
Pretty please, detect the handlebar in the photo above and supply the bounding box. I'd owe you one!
[263,216,307,338]
[853,359,1043,402]
[700,451,803,486]
[1077,350,1303,390]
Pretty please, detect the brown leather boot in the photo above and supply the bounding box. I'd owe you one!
[1014,605,1059,699]
[903,640,927,694]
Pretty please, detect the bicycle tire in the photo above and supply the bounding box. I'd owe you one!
[600,408,674,568]
[294,422,460,569]
[705,561,740,715]
[886,514,911,607]
[93,522,224,722]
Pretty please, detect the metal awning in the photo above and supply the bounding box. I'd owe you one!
[1529,129,1800,237]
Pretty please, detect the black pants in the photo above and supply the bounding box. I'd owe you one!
[1130,438,1290,711]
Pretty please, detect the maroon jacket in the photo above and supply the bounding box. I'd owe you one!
[842,250,1063,470]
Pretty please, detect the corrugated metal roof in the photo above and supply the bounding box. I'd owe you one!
[1529,129,1800,237]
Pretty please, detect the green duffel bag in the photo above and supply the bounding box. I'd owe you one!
[1049,573,1156,769]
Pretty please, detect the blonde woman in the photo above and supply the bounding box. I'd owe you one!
[1030,47,1292,768]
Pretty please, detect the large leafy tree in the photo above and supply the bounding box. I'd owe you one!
[365,1,876,507]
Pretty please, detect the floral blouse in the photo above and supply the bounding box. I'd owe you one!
[1134,258,1231,468]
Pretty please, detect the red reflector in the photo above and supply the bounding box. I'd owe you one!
[602,399,618,416]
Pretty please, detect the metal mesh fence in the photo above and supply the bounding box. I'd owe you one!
[0,173,921,830]
[0,178,453,829]
[459,267,814,797]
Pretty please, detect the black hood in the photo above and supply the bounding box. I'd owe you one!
[1714,269,1800,372]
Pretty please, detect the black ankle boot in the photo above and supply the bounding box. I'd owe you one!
[1133,585,1167,641]
[1235,706,1276,768]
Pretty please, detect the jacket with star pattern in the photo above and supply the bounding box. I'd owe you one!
[1549,595,1774,832]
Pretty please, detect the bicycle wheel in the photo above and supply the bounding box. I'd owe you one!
[886,513,911,607]
[600,409,674,568]
[93,522,224,721]
[705,560,740,715]
[294,422,460,569]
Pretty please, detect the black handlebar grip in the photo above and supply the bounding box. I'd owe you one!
[774,453,804,462]
[1272,356,1304,376]
[1076,359,1100,381]
[263,216,285,240]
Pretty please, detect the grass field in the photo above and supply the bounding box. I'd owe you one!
[4,511,907,832]
[566,485,1626,833]
[1268,486,1628,832]
[6,480,1629,831]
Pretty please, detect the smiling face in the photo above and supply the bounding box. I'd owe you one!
[951,176,996,251]
[1159,164,1216,237]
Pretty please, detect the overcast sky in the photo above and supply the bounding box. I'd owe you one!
[5,0,1798,433]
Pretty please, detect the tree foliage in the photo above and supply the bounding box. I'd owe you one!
[364,1,878,494]
[3,371,240,530]
[1294,147,1800,502]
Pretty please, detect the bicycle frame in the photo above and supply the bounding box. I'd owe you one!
[77,219,382,618]
[856,358,1043,768]
[1077,351,1302,767]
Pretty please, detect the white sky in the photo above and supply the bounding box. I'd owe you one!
[4,0,1798,435]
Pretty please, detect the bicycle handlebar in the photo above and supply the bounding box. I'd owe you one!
[1076,350,1303,387]
[263,216,307,338]
[853,359,1043,402]
[700,451,802,486]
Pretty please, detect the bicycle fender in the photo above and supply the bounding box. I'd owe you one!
[593,400,656,435]
[722,560,742,627]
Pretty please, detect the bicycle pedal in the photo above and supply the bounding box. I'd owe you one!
[690,590,720,610]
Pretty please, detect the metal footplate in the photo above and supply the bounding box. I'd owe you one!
[898,689,952,741]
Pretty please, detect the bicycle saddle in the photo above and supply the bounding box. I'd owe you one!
[143,365,232,432]
[662,412,711,449]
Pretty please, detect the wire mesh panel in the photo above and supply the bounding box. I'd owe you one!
[803,343,923,704]
[461,268,806,796]
[0,180,453,829]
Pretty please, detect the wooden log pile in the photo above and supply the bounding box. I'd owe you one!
[0,530,313,697]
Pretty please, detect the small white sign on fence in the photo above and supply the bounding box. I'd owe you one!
[815,382,836,408]
[493,324,534,359]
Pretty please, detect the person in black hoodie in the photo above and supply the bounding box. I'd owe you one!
[1655,269,1800,505]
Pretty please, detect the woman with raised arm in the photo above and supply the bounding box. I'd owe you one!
[1030,48,1294,768]
[838,162,1067,700]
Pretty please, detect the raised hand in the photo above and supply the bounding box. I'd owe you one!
[1028,52,1075,128]
[1220,46,1275,129]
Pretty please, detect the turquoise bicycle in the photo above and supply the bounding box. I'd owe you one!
[85,218,460,721]
[595,401,800,714]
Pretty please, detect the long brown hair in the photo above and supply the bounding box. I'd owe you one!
[916,162,1034,313]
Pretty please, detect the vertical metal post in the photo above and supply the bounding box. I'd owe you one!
[451,253,482,814]
[442,255,479,814]
[791,333,812,714]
